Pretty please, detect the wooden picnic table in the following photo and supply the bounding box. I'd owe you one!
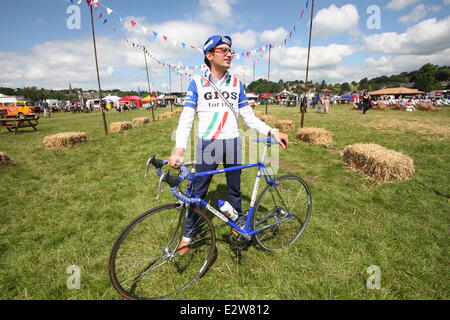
[0,116,39,134]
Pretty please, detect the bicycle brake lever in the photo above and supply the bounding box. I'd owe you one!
[156,171,167,200]
[144,156,153,177]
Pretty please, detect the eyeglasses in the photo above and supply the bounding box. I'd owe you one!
[212,48,235,55]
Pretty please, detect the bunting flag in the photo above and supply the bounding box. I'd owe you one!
[86,0,311,64]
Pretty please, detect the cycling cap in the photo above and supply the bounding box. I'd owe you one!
[203,35,232,55]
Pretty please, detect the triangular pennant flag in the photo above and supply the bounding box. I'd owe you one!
[103,19,108,24]
[99,13,103,19]
[142,26,148,34]
[306,0,309,10]
[181,43,186,49]
[152,31,158,39]
[106,7,113,15]
[119,16,124,22]
[300,9,305,19]
[173,40,177,47]
[130,21,137,27]
[163,35,167,41]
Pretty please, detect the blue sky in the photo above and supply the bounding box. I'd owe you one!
[1,0,449,91]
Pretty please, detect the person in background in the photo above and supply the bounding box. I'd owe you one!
[362,90,372,115]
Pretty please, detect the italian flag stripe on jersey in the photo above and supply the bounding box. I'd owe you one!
[202,112,219,139]
[233,77,238,87]
[211,112,229,140]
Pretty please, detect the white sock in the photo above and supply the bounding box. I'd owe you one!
[181,236,192,243]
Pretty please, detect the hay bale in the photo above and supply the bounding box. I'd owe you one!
[155,113,167,120]
[276,120,295,131]
[110,122,133,133]
[342,143,415,183]
[43,132,87,149]
[254,110,263,118]
[296,127,333,146]
[260,114,276,124]
[0,152,13,167]
[132,117,150,126]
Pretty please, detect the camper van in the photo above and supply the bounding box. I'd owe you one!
[0,100,38,118]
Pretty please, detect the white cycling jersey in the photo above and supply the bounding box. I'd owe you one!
[175,69,273,150]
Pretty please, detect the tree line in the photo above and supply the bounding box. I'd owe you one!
[1,64,448,101]
[246,64,450,94]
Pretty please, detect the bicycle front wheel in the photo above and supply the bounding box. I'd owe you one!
[109,203,216,300]
[252,175,312,250]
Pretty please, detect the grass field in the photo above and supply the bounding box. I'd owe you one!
[0,104,449,300]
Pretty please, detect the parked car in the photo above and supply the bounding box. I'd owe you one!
[0,101,38,118]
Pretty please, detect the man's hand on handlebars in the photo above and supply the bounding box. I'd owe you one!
[270,129,289,149]
[168,147,185,168]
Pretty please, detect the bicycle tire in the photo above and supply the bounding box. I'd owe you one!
[109,203,216,300]
[251,175,312,250]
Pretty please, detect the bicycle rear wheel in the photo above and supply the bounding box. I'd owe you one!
[109,203,215,300]
[252,175,311,250]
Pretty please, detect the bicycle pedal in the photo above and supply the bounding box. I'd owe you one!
[231,229,239,237]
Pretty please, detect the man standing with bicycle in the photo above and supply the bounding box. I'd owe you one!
[168,35,289,253]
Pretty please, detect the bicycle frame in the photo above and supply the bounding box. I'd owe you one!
[179,142,292,239]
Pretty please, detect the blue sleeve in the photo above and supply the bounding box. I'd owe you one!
[238,80,250,109]
[184,80,198,109]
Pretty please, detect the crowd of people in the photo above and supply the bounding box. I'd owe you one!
[352,93,450,112]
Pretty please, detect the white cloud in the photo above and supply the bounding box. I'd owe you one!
[364,48,450,77]
[259,27,287,43]
[444,0,450,5]
[0,36,165,90]
[271,44,355,70]
[364,16,450,55]
[35,18,46,25]
[427,5,442,12]
[198,0,237,26]
[385,0,419,11]
[231,29,259,50]
[312,4,359,38]
[399,4,427,24]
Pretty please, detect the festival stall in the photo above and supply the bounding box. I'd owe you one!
[368,87,424,97]
[118,96,142,108]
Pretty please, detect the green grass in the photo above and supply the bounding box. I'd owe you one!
[0,105,449,300]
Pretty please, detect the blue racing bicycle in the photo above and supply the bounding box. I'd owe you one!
[109,137,312,300]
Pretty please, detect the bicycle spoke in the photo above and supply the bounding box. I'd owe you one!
[109,204,215,299]
[252,175,311,250]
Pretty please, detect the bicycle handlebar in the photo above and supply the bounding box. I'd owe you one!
[146,155,201,205]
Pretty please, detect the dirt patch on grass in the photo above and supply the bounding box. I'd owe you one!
[360,119,450,137]
[279,160,304,171]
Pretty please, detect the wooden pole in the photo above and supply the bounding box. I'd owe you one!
[89,4,108,135]
[267,45,271,81]
[143,48,155,121]
[301,0,315,128]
